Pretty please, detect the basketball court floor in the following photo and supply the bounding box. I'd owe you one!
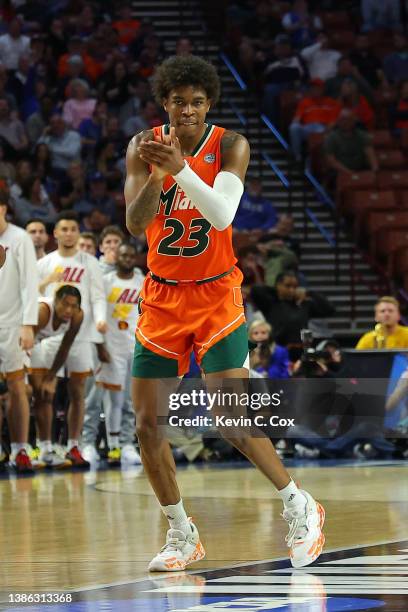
[0,458,407,610]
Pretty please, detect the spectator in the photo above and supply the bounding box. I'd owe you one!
[361,0,401,32]
[248,320,290,379]
[300,32,341,81]
[282,0,322,49]
[257,214,300,286]
[384,33,408,85]
[80,208,111,233]
[62,79,97,130]
[7,54,34,110]
[324,109,378,175]
[57,54,89,100]
[118,78,150,130]
[78,100,108,160]
[94,138,124,189]
[74,172,116,222]
[31,143,54,195]
[234,176,278,232]
[26,94,55,145]
[175,37,194,56]
[78,231,97,256]
[58,160,86,210]
[262,34,305,122]
[57,36,96,83]
[10,159,33,202]
[0,143,16,183]
[337,79,374,129]
[0,97,28,159]
[25,218,49,260]
[389,80,408,135]
[349,33,386,90]
[112,5,141,47]
[289,78,340,159]
[101,60,131,111]
[0,18,30,71]
[46,18,67,59]
[242,1,282,53]
[13,175,57,227]
[0,64,17,112]
[250,271,334,348]
[38,113,82,175]
[123,98,162,137]
[356,296,408,349]
[325,56,374,105]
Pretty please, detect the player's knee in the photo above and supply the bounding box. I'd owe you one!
[136,414,159,444]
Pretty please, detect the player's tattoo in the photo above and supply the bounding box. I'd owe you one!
[125,130,162,236]
[126,179,163,236]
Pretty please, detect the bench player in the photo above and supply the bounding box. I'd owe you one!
[37,211,107,467]
[0,189,39,473]
[30,285,83,468]
[96,242,144,465]
[125,55,325,571]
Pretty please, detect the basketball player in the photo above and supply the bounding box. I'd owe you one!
[125,56,325,571]
[0,189,39,473]
[30,285,83,468]
[96,242,144,465]
[37,211,107,467]
[26,219,49,260]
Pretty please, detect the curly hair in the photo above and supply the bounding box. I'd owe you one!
[152,55,221,105]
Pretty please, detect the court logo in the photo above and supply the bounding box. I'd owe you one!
[204,153,216,164]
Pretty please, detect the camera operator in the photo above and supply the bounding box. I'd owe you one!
[292,332,395,459]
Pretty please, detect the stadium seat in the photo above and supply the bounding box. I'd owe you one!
[336,171,376,212]
[377,171,408,192]
[350,190,397,238]
[377,150,405,170]
[372,130,395,150]
[366,210,408,259]
[376,229,408,275]
[396,191,408,208]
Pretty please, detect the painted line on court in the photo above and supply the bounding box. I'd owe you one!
[68,537,408,594]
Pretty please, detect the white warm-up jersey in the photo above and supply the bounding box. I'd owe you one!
[0,223,38,327]
[104,269,145,352]
[37,250,106,343]
[36,297,70,343]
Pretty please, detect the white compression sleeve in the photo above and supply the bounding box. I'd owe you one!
[172,162,244,230]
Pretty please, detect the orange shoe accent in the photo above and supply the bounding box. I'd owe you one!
[187,541,205,563]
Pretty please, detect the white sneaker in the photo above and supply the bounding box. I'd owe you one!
[283,489,325,568]
[148,521,205,572]
[40,449,71,469]
[82,444,100,464]
[121,444,142,465]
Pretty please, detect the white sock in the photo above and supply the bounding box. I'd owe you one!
[11,442,25,455]
[161,499,191,535]
[67,439,78,450]
[278,480,307,510]
[39,440,52,453]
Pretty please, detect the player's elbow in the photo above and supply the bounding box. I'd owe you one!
[126,216,144,237]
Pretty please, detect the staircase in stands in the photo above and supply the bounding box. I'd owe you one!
[132,0,386,341]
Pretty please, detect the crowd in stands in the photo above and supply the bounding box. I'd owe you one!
[0,0,407,468]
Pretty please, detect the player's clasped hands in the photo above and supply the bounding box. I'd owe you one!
[138,127,185,176]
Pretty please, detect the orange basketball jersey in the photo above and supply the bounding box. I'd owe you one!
[146,123,237,281]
